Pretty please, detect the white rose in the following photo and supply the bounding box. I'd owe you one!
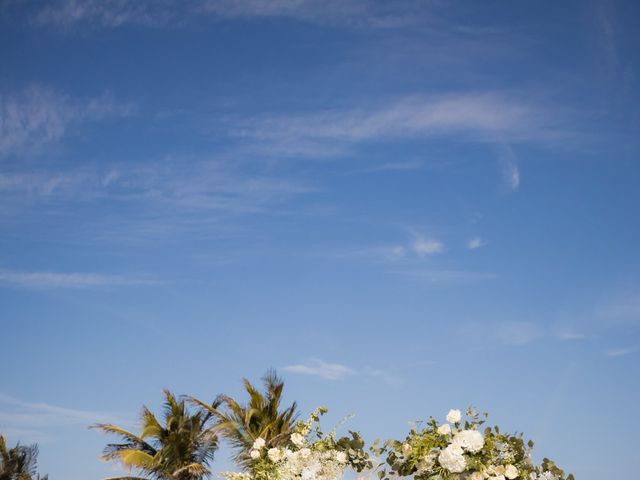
[438,444,466,473]
[505,465,519,479]
[537,473,557,480]
[453,429,484,453]
[416,453,436,473]
[301,467,316,480]
[252,438,266,450]
[446,409,462,423]
[250,449,260,459]
[290,432,306,447]
[336,451,348,463]
[299,447,311,458]
[437,424,451,435]
[267,448,282,462]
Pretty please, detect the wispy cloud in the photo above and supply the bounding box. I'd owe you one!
[329,245,407,263]
[412,235,443,257]
[400,269,497,283]
[0,393,130,443]
[364,360,435,388]
[593,0,619,70]
[467,236,486,250]
[282,359,357,380]
[328,233,496,284]
[0,159,314,236]
[328,232,444,265]
[0,85,132,157]
[355,160,424,174]
[31,0,179,28]
[597,291,640,326]
[461,321,544,346]
[497,143,520,191]
[283,358,435,386]
[27,0,429,30]
[233,93,572,159]
[604,345,639,357]
[0,270,159,289]
[0,170,96,199]
[555,330,589,341]
[494,321,544,346]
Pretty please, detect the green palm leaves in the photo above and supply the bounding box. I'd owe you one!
[188,370,299,467]
[93,390,218,480]
[95,371,299,479]
[0,435,47,480]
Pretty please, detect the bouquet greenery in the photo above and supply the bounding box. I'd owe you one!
[373,408,573,480]
[221,407,372,480]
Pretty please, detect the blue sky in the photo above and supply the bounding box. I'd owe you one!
[1,1,639,479]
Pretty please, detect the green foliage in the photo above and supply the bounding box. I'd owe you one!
[89,375,574,480]
[372,407,573,480]
[0,435,48,480]
[188,370,299,467]
[224,406,372,480]
[92,390,218,480]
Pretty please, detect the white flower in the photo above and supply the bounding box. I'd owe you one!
[299,447,311,459]
[301,465,319,480]
[446,409,462,423]
[534,473,557,480]
[489,476,506,480]
[469,473,484,480]
[336,451,348,464]
[505,465,519,479]
[416,453,436,473]
[401,443,412,455]
[437,423,452,435]
[438,444,466,473]
[488,465,506,475]
[453,429,484,453]
[290,432,306,447]
[253,438,266,450]
[250,449,261,459]
[268,447,282,462]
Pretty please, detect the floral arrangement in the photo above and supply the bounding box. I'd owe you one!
[373,408,574,480]
[221,407,372,480]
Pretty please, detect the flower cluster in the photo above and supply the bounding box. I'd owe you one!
[374,408,574,480]
[222,407,372,480]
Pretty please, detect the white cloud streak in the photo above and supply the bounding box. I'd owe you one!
[400,269,497,283]
[0,393,130,442]
[234,93,571,159]
[32,0,178,28]
[412,235,443,257]
[467,236,486,250]
[28,0,427,29]
[494,321,544,346]
[0,85,132,157]
[555,330,589,341]
[496,143,520,191]
[598,292,640,326]
[0,270,159,289]
[0,159,313,227]
[282,359,357,380]
[461,321,544,346]
[605,346,639,357]
[358,161,424,173]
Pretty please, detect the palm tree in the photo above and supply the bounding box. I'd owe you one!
[92,390,219,480]
[188,370,298,467]
[0,435,48,480]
